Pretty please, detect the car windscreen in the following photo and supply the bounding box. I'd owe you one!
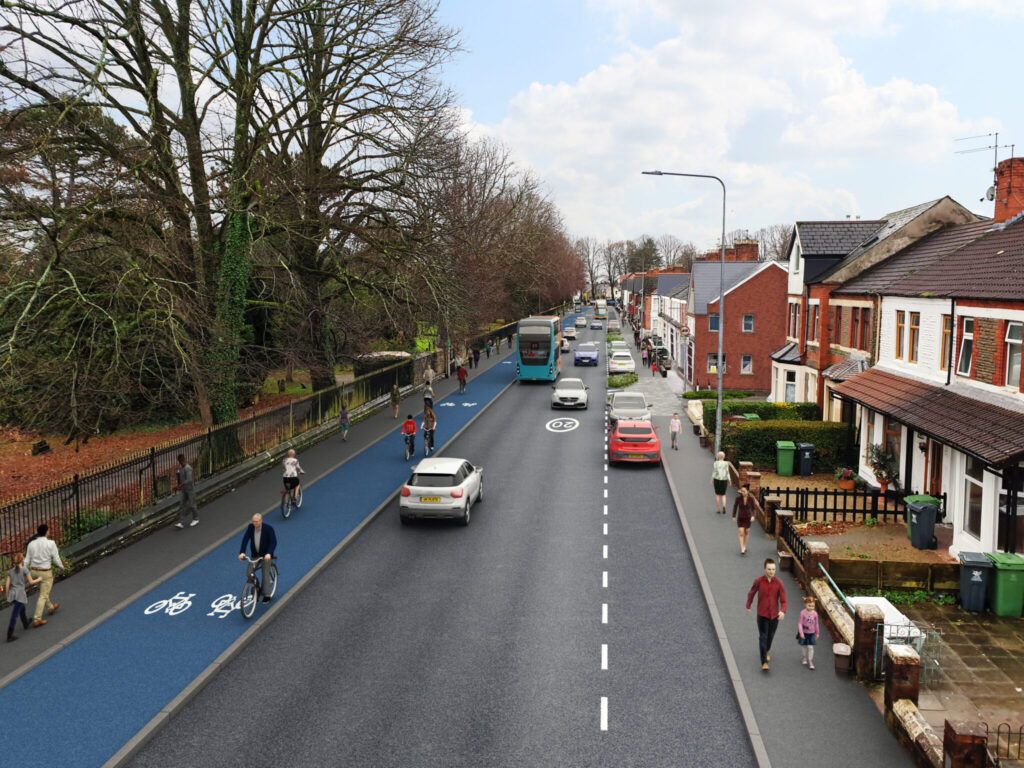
[409,473,457,487]
[559,380,585,390]
[613,395,646,408]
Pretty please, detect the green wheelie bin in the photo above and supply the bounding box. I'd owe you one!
[776,441,795,477]
[984,552,1024,617]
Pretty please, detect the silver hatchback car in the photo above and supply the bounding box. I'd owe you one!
[400,457,483,526]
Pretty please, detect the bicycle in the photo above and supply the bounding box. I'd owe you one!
[280,481,302,519]
[403,432,415,461]
[423,428,434,456]
[240,556,278,620]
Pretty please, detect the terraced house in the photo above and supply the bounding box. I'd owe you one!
[830,157,1024,557]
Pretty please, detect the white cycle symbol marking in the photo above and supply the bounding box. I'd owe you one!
[462,402,478,407]
[207,594,241,618]
[144,591,195,616]
[438,402,455,407]
[546,418,580,433]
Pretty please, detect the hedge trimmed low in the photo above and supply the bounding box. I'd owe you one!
[607,373,639,389]
[682,390,754,400]
[704,401,820,434]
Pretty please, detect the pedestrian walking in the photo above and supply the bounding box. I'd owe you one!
[390,383,401,418]
[174,454,198,528]
[635,331,641,349]
[651,359,658,377]
[423,363,436,387]
[746,558,787,671]
[797,596,820,669]
[457,364,468,394]
[711,451,730,513]
[507,332,513,350]
[732,484,756,555]
[669,412,682,451]
[455,352,464,370]
[485,340,493,358]
[237,513,277,603]
[472,348,480,368]
[423,384,434,411]
[641,347,648,367]
[338,402,350,441]
[25,523,65,627]
[5,552,40,641]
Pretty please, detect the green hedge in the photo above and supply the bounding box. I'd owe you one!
[721,420,847,472]
[607,373,638,389]
[704,401,820,434]
[682,390,754,400]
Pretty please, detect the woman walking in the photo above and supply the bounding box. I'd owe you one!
[732,484,756,554]
[338,402,350,442]
[711,451,729,514]
[390,384,401,418]
[5,553,40,642]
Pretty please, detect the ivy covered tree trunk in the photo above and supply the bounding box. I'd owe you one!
[207,210,253,425]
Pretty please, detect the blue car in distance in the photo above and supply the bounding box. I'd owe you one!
[574,342,600,366]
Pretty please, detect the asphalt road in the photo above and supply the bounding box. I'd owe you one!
[126,317,757,767]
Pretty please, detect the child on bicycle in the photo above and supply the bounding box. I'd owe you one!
[401,413,418,455]
[282,449,305,498]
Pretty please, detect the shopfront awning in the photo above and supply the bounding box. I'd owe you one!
[832,368,1024,467]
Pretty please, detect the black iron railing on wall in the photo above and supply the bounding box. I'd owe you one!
[759,486,947,524]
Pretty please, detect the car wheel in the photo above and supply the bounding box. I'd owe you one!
[477,481,484,503]
[400,514,412,526]
[458,498,471,526]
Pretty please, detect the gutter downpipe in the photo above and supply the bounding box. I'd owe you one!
[946,298,956,386]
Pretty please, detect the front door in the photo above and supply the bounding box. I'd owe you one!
[927,441,943,497]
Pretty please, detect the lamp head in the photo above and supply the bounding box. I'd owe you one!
[642,170,663,176]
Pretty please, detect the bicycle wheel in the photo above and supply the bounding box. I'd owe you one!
[294,486,302,509]
[282,491,292,519]
[268,563,279,598]
[240,582,258,619]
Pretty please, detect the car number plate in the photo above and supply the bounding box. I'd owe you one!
[628,454,643,459]
[420,496,441,503]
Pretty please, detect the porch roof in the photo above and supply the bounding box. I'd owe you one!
[831,368,1024,467]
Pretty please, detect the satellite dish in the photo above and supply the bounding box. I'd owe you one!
[986,186,996,201]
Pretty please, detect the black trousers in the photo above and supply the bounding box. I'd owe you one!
[756,615,779,663]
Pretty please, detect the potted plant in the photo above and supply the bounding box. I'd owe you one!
[835,467,857,491]
[866,444,899,494]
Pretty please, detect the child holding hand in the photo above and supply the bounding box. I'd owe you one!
[797,596,820,669]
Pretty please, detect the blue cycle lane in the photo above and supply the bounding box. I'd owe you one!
[0,349,533,768]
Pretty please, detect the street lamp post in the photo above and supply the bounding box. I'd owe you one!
[642,170,727,456]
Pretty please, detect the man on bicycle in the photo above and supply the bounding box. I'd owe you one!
[422,407,436,456]
[457,364,468,394]
[238,513,277,602]
[401,413,417,456]
[282,448,305,501]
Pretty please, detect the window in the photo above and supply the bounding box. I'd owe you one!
[709,313,719,332]
[741,355,753,374]
[909,312,920,363]
[957,318,974,376]
[707,353,725,373]
[883,415,901,463]
[1006,322,1022,389]
[940,315,953,371]
[742,314,754,333]
[808,306,819,342]
[895,311,905,359]
[963,456,985,538]
[788,303,800,338]
[858,308,871,351]
[784,370,796,402]
[850,308,860,349]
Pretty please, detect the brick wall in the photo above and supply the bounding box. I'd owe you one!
[974,317,1000,384]
[995,157,1024,223]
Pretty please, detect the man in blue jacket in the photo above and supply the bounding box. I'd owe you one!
[238,513,277,602]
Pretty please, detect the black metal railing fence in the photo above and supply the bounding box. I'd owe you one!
[759,486,947,524]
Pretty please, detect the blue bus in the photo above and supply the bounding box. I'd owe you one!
[516,316,562,381]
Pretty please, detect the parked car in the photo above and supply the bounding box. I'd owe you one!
[551,377,589,409]
[564,326,577,340]
[606,390,650,424]
[560,337,571,352]
[399,457,483,526]
[608,420,661,464]
[607,340,629,355]
[575,316,588,328]
[589,320,603,330]
[607,319,621,331]
[608,351,635,374]
[574,342,600,366]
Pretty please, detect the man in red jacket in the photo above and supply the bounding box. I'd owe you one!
[746,558,787,671]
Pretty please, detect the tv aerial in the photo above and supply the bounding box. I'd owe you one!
[955,132,1015,202]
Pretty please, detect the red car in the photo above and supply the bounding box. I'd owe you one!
[608,420,661,464]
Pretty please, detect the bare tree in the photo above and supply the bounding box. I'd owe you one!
[754,223,792,261]
[573,236,602,297]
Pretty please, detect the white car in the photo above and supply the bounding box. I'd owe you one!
[563,326,577,340]
[575,316,588,328]
[560,337,571,352]
[400,457,483,526]
[607,340,629,355]
[608,351,636,374]
[551,377,589,409]
[607,320,621,331]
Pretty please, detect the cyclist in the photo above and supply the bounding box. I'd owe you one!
[422,407,436,455]
[282,448,305,502]
[401,413,417,457]
[457,363,467,394]
[423,383,435,411]
[238,513,277,603]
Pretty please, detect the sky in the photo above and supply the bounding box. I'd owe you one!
[435,0,1023,250]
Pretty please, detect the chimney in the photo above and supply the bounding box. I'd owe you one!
[733,239,759,262]
[995,157,1024,223]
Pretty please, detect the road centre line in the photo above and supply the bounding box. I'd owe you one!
[603,523,608,535]
[603,476,607,484]
[603,504,608,515]
[604,489,608,498]
[602,571,608,588]
[602,545,608,559]
[602,603,608,624]
[601,644,608,670]
[600,697,608,731]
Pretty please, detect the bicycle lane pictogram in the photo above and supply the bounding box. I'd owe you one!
[0,354,518,768]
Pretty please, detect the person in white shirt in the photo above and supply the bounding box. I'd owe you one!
[25,524,65,627]
[669,412,682,451]
[282,449,305,499]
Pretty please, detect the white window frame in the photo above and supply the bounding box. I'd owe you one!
[957,318,974,376]
[1006,322,1022,389]
[707,353,726,374]
[741,355,753,374]
[742,314,754,333]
